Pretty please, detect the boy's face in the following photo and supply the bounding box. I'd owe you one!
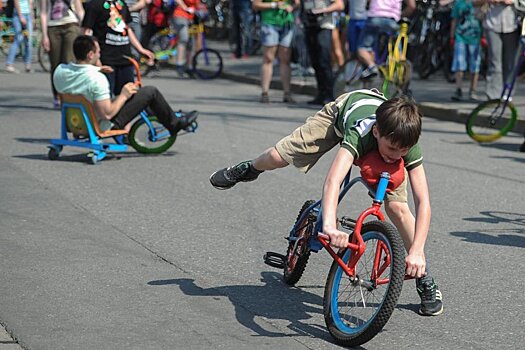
[372,126,410,164]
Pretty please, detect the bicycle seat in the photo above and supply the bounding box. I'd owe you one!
[398,17,411,25]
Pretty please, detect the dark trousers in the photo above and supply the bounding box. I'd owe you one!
[112,86,175,132]
[104,65,135,96]
[232,2,253,57]
[305,27,334,100]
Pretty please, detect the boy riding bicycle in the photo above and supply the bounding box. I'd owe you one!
[210,89,443,316]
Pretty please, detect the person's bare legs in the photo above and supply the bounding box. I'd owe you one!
[277,46,292,94]
[252,147,289,171]
[384,201,417,253]
[261,46,277,95]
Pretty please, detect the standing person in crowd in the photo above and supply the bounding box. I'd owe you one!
[171,0,205,75]
[357,0,415,79]
[331,11,345,69]
[450,0,482,101]
[131,0,170,48]
[347,0,367,59]
[40,0,84,108]
[5,0,34,74]
[81,0,155,96]
[253,0,299,103]
[300,0,345,105]
[482,0,519,100]
[232,0,253,59]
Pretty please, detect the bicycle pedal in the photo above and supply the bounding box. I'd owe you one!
[263,252,286,269]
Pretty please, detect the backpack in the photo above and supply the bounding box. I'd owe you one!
[5,0,14,18]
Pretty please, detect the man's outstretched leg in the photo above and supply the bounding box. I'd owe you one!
[210,147,288,189]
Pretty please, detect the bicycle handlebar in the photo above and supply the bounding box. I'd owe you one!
[123,55,142,87]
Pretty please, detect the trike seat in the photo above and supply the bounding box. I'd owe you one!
[59,93,127,138]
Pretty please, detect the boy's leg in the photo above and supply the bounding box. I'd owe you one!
[210,99,343,189]
[385,182,443,316]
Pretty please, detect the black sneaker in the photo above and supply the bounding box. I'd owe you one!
[519,141,525,153]
[416,277,443,316]
[209,161,263,190]
[360,65,378,80]
[451,88,463,101]
[170,110,198,135]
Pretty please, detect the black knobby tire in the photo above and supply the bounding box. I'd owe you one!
[333,59,364,98]
[192,48,223,80]
[323,220,405,347]
[465,99,518,143]
[128,116,177,154]
[283,200,316,286]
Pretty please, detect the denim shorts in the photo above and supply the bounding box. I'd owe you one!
[348,19,366,53]
[357,17,399,51]
[451,41,481,73]
[261,23,294,48]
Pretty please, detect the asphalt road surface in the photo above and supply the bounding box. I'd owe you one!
[0,69,524,349]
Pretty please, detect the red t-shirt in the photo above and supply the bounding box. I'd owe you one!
[173,0,201,20]
[147,0,169,28]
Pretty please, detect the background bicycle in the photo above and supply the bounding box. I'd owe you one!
[465,22,525,144]
[141,14,223,80]
[333,19,412,99]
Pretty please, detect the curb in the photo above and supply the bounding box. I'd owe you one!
[220,70,525,135]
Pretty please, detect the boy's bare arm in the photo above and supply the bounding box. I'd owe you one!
[321,148,354,248]
[407,165,432,274]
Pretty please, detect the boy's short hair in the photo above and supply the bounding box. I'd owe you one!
[73,35,97,61]
[375,96,422,148]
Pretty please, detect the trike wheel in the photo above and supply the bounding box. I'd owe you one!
[128,116,176,154]
[48,146,61,160]
[283,200,316,286]
[192,48,223,80]
[465,99,517,143]
[324,220,405,347]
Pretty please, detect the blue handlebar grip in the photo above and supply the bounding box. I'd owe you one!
[374,172,391,202]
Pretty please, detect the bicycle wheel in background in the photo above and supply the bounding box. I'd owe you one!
[128,116,177,154]
[323,220,405,347]
[334,59,365,98]
[465,99,518,143]
[37,37,50,72]
[382,60,412,98]
[192,48,223,79]
[283,200,316,286]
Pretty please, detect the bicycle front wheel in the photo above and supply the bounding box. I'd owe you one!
[128,116,177,154]
[323,220,405,347]
[466,99,518,143]
[192,48,223,79]
[283,200,316,286]
[334,59,365,98]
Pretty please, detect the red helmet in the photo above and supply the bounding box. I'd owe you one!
[355,150,405,192]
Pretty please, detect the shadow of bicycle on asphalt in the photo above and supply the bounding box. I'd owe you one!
[147,271,347,344]
[451,211,525,248]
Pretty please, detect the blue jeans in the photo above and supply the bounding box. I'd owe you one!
[6,11,33,66]
[357,17,399,51]
[232,2,253,57]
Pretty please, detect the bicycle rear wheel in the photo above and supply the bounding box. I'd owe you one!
[466,99,518,143]
[324,220,405,347]
[192,48,223,79]
[128,116,177,154]
[334,59,365,98]
[283,200,316,286]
